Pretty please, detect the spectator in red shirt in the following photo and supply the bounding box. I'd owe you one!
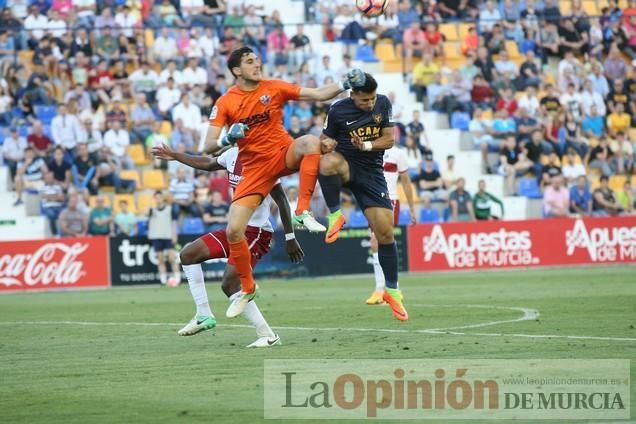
[471,74,495,109]
[27,120,53,158]
[89,59,115,105]
[496,88,518,116]
[106,99,128,128]
[266,24,290,72]
[424,23,444,57]
[403,21,426,77]
[208,170,231,203]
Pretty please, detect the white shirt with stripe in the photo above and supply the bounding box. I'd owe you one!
[383,146,408,201]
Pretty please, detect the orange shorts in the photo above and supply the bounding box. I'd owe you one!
[233,142,297,204]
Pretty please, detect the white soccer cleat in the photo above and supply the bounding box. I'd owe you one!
[226,286,259,318]
[246,334,281,348]
[177,315,216,336]
[293,210,326,232]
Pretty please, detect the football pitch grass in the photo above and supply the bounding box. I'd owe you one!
[0,266,635,423]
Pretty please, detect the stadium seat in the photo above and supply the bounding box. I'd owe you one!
[137,193,156,215]
[88,195,112,209]
[442,42,461,59]
[517,178,543,199]
[119,169,142,188]
[137,219,149,236]
[397,209,412,225]
[398,182,418,203]
[145,29,155,49]
[128,144,150,166]
[590,177,601,191]
[582,0,598,15]
[559,0,572,14]
[348,210,368,228]
[609,176,627,192]
[355,44,379,63]
[375,41,396,62]
[458,23,473,40]
[439,23,458,41]
[35,105,58,125]
[113,194,136,214]
[419,208,440,224]
[142,169,167,190]
[181,217,205,235]
[451,111,471,131]
[159,121,172,137]
[504,41,521,59]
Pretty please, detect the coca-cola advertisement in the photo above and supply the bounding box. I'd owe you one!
[0,237,110,291]
[408,217,636,272]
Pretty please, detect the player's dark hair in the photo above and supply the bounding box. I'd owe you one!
[227,46,254,78]
[352,73,378,94]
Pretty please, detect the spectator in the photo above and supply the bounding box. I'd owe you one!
[170,118,195,152]
[459,53,480,81]
[64,84,92,113]
[40,170,65,235]
[157,77,181,118]
[77,118,103,160]
[473,179,504,220]
[425,73,448,112]
[114,5,138,40]
[604,43,627,82]
[73,0,97,28]
[423,23,444,57]
[559,83,583,122]
[592,175,622,216]
[407,110,429,150]
[449,178,476,222]
[570,175,592,215]
[24,63,53,105]
[181,57,207,89]
[129,61,159,103]
[403,22,426,73]
[494,50,518,78]
[3,127,27,180]
[115,199,137,236]
[172,93,202,133]
[541,152,562,186]
[587,61,610,98]
[491,109,516,141]
[148,190,180,286]
[448,70,472,110]
[461,27,480,57]
[130,93,154,144]
[403,135,423,180]
[562,147,587,185]
[0,84,12,126]
[474,47,496,83]
[607,103,631,137]
[543,175,570,217]
[266,24,289,71]
[95,25,119,64]
[412,54,439,104]
[441,154,459,191]
[14,147,48,206]
[146,122,169,156]
[153,27,178,65]
[581,105,605,139]
[515,106,540,144]
[415,153,447,201]
[496,88,518,116]
[588,137,614,177]
[524,130,548,177]
[159,60,183,86]
[518,50,541,88]
[48,146,72,189]
[94,7,115,36]
[88,195,113,235]
[540,84,561,116]
[24,5,48,48]
[169,167,199,218]
[470,74,495,109]
[607,79,629,114]
[617,181,635,214]
[469,108,495,168]
[70,28,92,59]
[580,79,606,117]
[287,116,306,139]
[202,190,228,229]
[51,103,81,156]
[72,142,97,194]
[289,24,312,70]
[479,0,502,35]
[103,120,133,169]
[58,192,88,237]
[610,132,633,175]
[558,18,585,56]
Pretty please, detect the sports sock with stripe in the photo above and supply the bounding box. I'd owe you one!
[372,252,385,291]
[318,174,342,213]
[378,242,399,289]
[229,238,256,293]
[182,264,213,317]
[295,153,321,215]
[229,292,275,338]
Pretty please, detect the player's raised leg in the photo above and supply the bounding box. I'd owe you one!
[318,151,351,243]
[226,197,260,318]
[176,238,218,336]
[287,135,326,232]
[221,266,280,348]
[366,207,408,321]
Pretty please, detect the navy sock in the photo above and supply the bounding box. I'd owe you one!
[318,174,342,214]
[378,242,399,289]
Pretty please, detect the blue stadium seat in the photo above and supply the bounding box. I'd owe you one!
[181,217,205,234]
[137,219,149,236]
[0,131,5,146]
[354,45,379,63]
[517,178,543,199]
[398,209,411,225]
[348,210,368,228]
[35,105,58,125]
[450,111,470,131]
[419,208,440,224]
[18,125,30,137]
[442,207,451,222]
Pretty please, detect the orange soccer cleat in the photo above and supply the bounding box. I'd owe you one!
[383,288,408,321]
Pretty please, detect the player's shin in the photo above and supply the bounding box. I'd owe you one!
[229,239,256,294]
[182,263,213,318]
[295,153,321,216]
[378,242,398,289]
[318,174,343,213]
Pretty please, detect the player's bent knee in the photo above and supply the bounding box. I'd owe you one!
[179,242,199,265]
[297,134,321,154]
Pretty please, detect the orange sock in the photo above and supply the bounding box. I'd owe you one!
[229,238,255,293]
[295,153,320,215]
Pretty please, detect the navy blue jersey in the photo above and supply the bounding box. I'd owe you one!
[322,94,394,169]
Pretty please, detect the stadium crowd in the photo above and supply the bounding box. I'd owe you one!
[0,0,635,237]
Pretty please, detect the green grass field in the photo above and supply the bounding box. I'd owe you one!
[1,266,635,423]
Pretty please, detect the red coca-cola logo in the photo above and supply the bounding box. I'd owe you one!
[0,242,88,287]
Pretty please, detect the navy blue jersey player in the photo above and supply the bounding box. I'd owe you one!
[318,73,408,321]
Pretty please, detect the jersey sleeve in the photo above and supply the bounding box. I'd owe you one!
[208,95,229,127]
[382,97,395,128]
[216,149,230,169]
[322,105,340,139]
[272,80,301,102]
[396,148,409,173]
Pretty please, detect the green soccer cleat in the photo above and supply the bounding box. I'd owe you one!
[177,315,217,336]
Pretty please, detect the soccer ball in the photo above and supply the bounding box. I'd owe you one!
[356,0,388,17]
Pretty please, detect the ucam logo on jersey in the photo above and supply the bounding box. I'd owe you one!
[408,217,636,272]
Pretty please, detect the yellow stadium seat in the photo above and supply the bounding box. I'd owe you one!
[629,128,636,142]
[442,42,461,59]
[559,0,572,15]
[632,175,636,187]
[481,109,494,120]
[397,182,419,204]
[113,194,137,214]
[375,41,396,62]
[120,169,142,188]
[590,177,601,191]
[88,195,112,209]
[609,176,627,192]
[160,120,172,137]
[458,23,474,41]
[142,169,167,190]
[582,0,598,15]
[137,193,156,215]
[145,29,155,49]
[440,23,458,41]
[128,144,150,166]
[505,41,521,59]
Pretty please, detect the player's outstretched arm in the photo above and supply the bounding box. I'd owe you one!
[151,143,224,172]
[299,69,366,102]
[203,125,225,154]
[271,183,304,263]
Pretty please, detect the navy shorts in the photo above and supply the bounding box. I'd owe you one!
[151,239,174,252]
[344,159,393,211]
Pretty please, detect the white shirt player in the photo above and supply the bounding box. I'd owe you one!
[216,147,275,232]
[383,146,409,201]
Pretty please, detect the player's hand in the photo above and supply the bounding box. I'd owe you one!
[221,123,249,146]
[320,137,336,154]
[151,143,176,161]
[342,69,366,90]
[286,238,304,263]
[351,133,365,151]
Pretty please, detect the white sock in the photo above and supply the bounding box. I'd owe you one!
[372,252,385,291]
[229,292,274,338]
[182,264,213,318]
[160,273,167,285]
[173,271,181,282]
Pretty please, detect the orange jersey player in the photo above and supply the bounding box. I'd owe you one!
[202,46,366,318]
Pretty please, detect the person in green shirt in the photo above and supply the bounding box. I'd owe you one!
[115,199,138,236]
[473,179,505,220]
[616,181,634,214]
[89,196,114,235]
